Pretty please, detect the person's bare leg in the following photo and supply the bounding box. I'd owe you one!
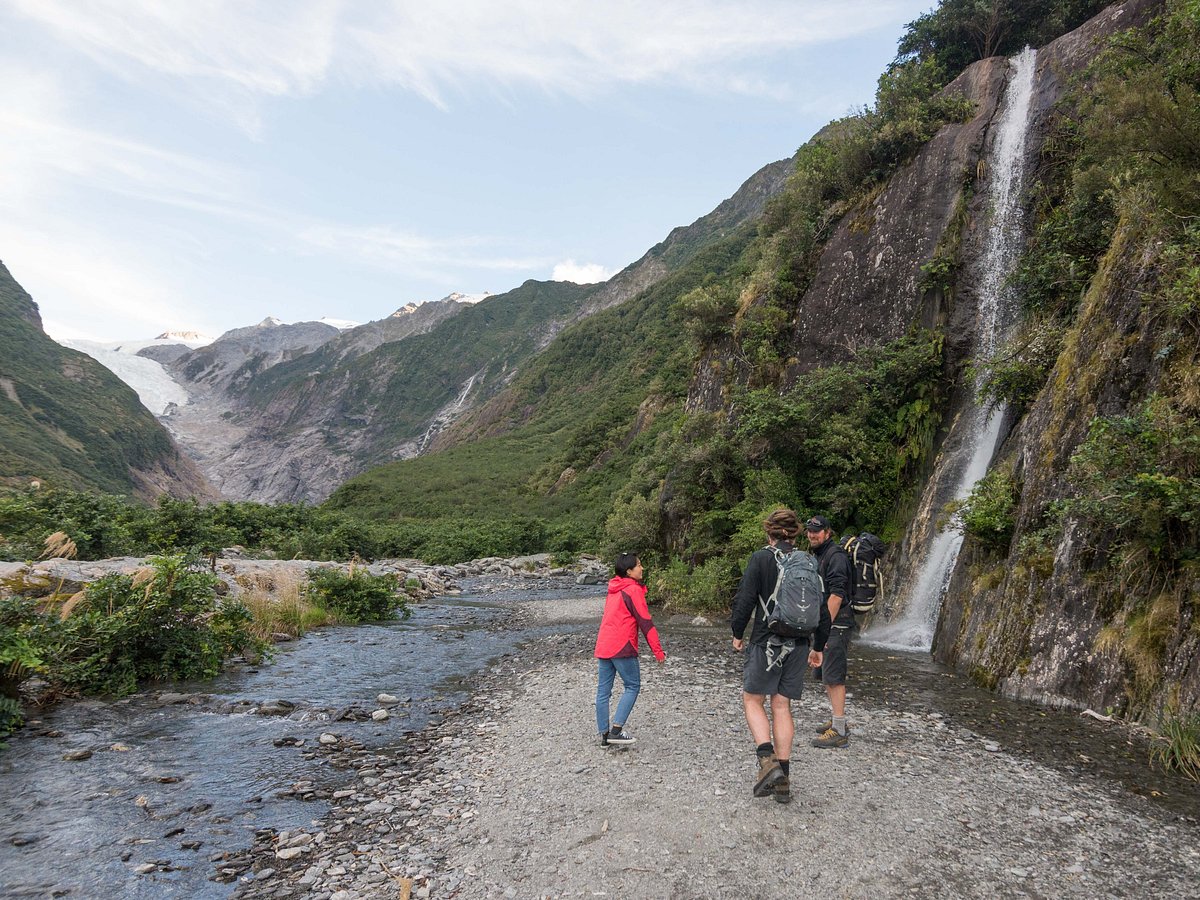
[825,683,846,718]
[769,693,794,760]
[743,692,771,744]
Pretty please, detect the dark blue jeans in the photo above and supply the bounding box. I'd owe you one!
[596,656,641,734]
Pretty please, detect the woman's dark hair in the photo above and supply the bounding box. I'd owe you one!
[614,553,640,578]
[764,508,800,541]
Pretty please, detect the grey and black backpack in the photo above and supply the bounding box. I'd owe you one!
[761,547,824,638]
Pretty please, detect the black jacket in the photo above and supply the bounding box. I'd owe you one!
[730,541,833,651]
[812,538,855,643]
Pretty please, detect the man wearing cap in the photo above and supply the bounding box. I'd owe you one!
[804,515,855,748]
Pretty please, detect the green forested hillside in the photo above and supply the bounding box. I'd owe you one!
[326,228,757,539]
[0,261,185,496]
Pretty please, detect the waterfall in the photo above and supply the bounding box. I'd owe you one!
[867,47,1038,652]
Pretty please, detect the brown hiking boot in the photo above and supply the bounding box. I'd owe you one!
[773,774,791,804]
[753,754,783,797]
[812,727,849,749]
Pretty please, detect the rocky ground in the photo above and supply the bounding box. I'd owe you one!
[228,594,1200,900]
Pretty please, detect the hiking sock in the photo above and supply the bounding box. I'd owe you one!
[833,716,848,736]
[756,742,775,758]
[779,760,790,776]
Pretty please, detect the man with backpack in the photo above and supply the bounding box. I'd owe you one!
[730,508,829,804]
[804,515,856,749]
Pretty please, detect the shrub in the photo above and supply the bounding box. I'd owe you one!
[947,466,1020,554]
[603,493,663,561]
[50,555,267,696]
[972,317,1066,411]
[650,556,739,614]
[304,567,407,623]
[1061,395,1200,565]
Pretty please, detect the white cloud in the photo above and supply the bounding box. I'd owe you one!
[552,260,614,285]
[8,0,920,113]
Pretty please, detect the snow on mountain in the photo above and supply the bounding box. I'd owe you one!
[318,317,361,330]
[60,339,190,415]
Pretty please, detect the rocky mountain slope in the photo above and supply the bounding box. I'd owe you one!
[0,261,213,500]
[164,159,793,504]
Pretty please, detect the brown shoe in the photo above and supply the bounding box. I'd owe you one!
[812,727,849,749]
[773,774,791,804]
[753,754,783,797]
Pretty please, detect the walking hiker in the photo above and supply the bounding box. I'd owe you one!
[595,553,665,747]
[730,509,828,804]
[805,515,855,749]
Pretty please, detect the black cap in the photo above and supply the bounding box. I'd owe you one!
[804,515,831,532]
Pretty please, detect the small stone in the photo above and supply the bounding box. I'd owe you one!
[256,867,277,880]
[109,743,132,752]
[983,742,1001,753]
[1066,864,1084,874]
[1008,868,1029,878]
[377,693,399,705]
[133,864,156,875]
[319,733,339,745]
[371,709,389,721]
[276,846,306,860]
[63,749,93,761]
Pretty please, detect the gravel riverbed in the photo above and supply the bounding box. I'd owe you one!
[230,594,1200,900]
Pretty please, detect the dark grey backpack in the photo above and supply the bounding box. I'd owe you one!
[761,547,823,638]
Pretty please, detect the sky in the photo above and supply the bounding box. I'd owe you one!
[0,0,935,342]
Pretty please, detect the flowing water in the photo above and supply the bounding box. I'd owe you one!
[868,47,1038,652]
[0,580,596,899]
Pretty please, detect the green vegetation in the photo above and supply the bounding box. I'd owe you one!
[948,464,1020,554]
[0,488,554,565]
[303,567,408,623]
[894,1,1110,86]
[0,555,266,704]
[0,262,180,496]
[1151,709,1200,781]
[1061,395,1200,567]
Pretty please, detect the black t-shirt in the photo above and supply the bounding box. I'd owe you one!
[813,539,855,629]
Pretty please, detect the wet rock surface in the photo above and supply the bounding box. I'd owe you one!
[229,595,1200,900]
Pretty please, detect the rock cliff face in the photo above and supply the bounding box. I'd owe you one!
[0,260,214,500]
[934,202,1199,715]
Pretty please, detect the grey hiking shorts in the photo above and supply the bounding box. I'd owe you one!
[816,625,851,686]
[743,638,808,699]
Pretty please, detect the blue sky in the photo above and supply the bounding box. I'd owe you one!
[0,0,933,342]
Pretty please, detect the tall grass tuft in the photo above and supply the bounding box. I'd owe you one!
[1151,711,1200,781]
[237,570,335,641]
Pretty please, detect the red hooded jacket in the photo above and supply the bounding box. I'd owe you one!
[594,576,666,660]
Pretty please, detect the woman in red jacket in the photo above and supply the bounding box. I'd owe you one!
[594,553,666,746]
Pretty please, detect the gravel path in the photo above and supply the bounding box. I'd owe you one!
[233,595,1200,899]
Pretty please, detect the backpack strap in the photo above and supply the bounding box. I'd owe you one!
[759,546,789,619]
